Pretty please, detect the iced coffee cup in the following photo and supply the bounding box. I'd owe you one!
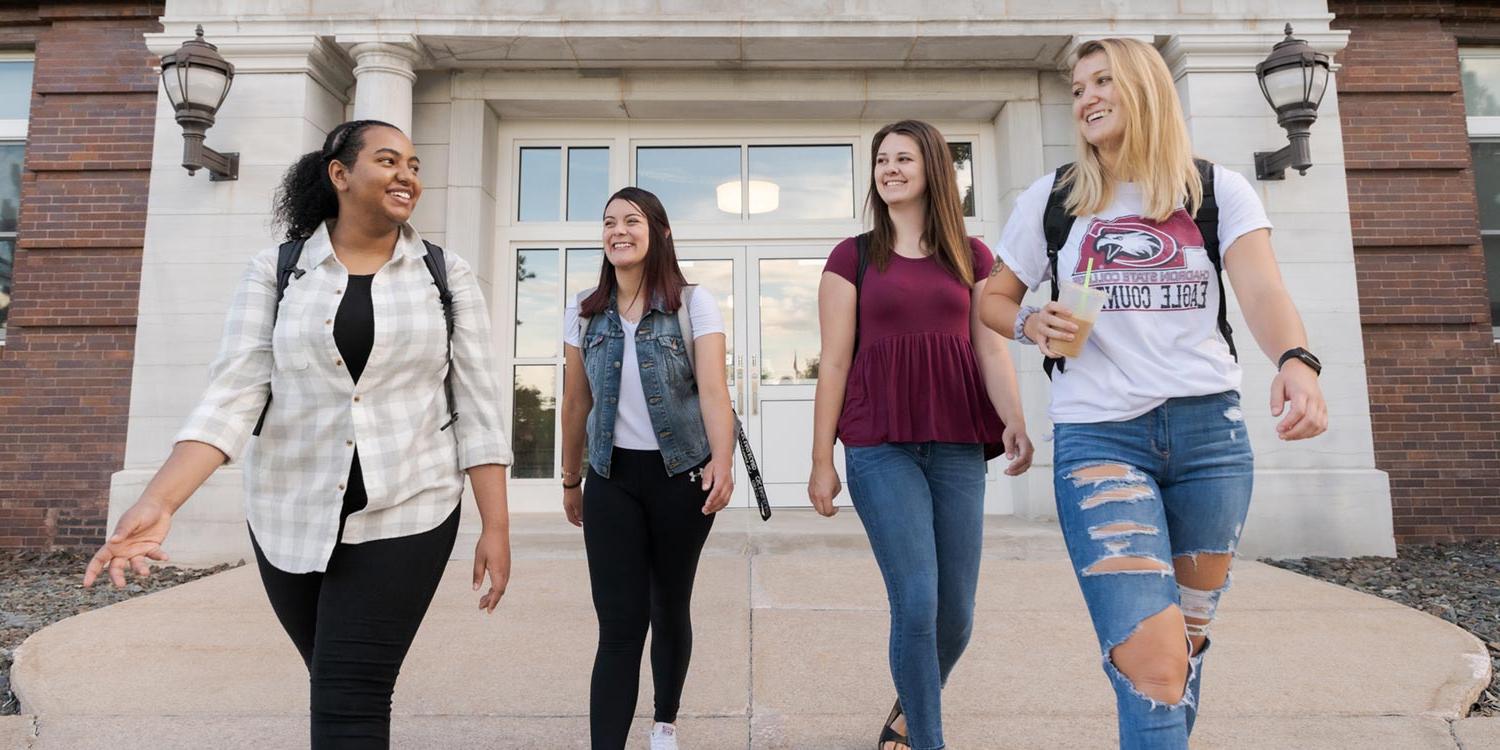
[1050,280,1108,358]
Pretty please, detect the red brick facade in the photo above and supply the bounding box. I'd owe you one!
[0,2,162,549]
[1331,0,1500,543]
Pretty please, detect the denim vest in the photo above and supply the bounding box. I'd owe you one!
[580,291,710,478]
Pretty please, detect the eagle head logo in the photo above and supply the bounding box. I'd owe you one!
[1081,217,1184,270]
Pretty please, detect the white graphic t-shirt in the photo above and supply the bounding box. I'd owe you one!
[997,164,1272,424]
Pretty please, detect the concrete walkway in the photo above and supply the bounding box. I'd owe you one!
[7,510,1494,749]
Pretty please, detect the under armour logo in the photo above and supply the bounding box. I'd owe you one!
[688,468,703,483]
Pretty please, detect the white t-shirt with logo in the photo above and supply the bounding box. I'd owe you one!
[997,164,1272,424]
[563,287,724,449]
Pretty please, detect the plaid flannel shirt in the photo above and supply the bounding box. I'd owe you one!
[176,222,512,573]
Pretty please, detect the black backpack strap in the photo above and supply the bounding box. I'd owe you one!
[1191,158,1237,361]
[853,232,872,357]
[1041,164,1076,380]
[253,239,307,437]
[421,240,460,431]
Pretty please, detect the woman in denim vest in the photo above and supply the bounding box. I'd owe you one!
[809,120,1035,750]
[559,187,736,750]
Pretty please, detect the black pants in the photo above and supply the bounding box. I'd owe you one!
[584,448,716,750]
[251,453,459,750]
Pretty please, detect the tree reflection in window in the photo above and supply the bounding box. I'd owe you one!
[511,365,557,478]
[949,142,975,217]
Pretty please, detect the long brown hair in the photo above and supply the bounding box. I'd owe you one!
[579,187,688,317]
[864,120,974,285]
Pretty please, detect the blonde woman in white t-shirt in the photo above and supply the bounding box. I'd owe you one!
[980,38,1327,749]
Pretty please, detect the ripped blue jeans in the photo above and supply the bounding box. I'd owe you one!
[1053,391,1254,750]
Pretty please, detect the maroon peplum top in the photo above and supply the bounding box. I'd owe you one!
[824,235,1007,458]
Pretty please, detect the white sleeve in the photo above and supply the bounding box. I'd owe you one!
[687,286,724,339]
[563,292,583,348]
[996,172,1057,290]
[1212,164,1273,253]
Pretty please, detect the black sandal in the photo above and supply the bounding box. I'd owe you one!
[878,699,909,749]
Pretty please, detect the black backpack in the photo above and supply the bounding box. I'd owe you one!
[251,238,459,436]
[1040,158,1235,379]
[853,232,873,356]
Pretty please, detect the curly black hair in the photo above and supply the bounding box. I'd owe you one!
[271,119,401,241]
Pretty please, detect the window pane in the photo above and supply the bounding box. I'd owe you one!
[950,142,976,217]
[758,258,824,384]
[747,145,854,220]
[567,148,610,221]
[0,144,21,234]
[518,147,561,222]
[680,258,735,393]
[0,238,13,343]
[1461,56,1500,118]
[511,365,557,478]
[0,62,33,120]
[1487,236,1500,341]
[636,146,740,222]
[1474,143,1500,231]
[566,248,604,304]
[515,249,560,358]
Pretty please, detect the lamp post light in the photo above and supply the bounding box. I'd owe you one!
[1253,24,1331,180]
[160,26,238,181]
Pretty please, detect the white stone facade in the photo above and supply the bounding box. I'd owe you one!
[114,0,1393,562]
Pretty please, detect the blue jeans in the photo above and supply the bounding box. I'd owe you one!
[1053,391,1254,750]
[845,442,987,750]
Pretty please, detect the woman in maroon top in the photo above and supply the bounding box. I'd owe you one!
[808,120,1034,750]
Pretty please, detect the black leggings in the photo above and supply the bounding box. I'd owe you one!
[583,448,716,750]
[250,454,459,750]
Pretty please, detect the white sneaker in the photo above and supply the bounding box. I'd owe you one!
[649,722,679,750]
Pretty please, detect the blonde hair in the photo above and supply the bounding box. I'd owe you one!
[866,120,974,285]
[1062,38,1202,223]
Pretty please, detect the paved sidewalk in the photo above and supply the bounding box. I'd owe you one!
[8,511,1492,749]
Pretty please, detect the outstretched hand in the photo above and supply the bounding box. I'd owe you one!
[83,497,173,588]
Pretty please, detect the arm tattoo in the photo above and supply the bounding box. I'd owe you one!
[989,260,1006,278]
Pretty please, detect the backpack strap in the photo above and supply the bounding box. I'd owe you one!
[421,240,460,431]
[1041,164,1076,380]
[252,238,307,437]
[853,232,872,357]
[1190,158,1237,361]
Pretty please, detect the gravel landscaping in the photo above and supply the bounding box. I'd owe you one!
[1266,539,1500,716]
[0,550,240,716]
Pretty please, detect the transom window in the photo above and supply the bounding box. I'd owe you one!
[635,144,857,221]
[1461,49,1500,340]
[0,57,35,346]
[516,145,610,222]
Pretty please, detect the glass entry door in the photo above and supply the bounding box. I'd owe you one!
[676,245,848,508]
[746,247,846,507]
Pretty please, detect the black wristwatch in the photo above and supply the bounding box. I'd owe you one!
[1277,347,1322,376]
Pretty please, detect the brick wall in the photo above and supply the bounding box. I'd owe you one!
[0,2,163,550]
[1331,0,1500,543]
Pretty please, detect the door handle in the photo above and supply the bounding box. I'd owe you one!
[750,354,759,415]
[735,355,745,414]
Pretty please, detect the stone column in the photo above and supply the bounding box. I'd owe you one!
[349,41,423,135]
[1159,31,1395,558]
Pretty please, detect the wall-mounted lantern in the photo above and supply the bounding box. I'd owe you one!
[1253,24,1331,181]
[160,26,238,181]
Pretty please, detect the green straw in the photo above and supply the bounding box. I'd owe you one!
[1083,258,1095,289]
